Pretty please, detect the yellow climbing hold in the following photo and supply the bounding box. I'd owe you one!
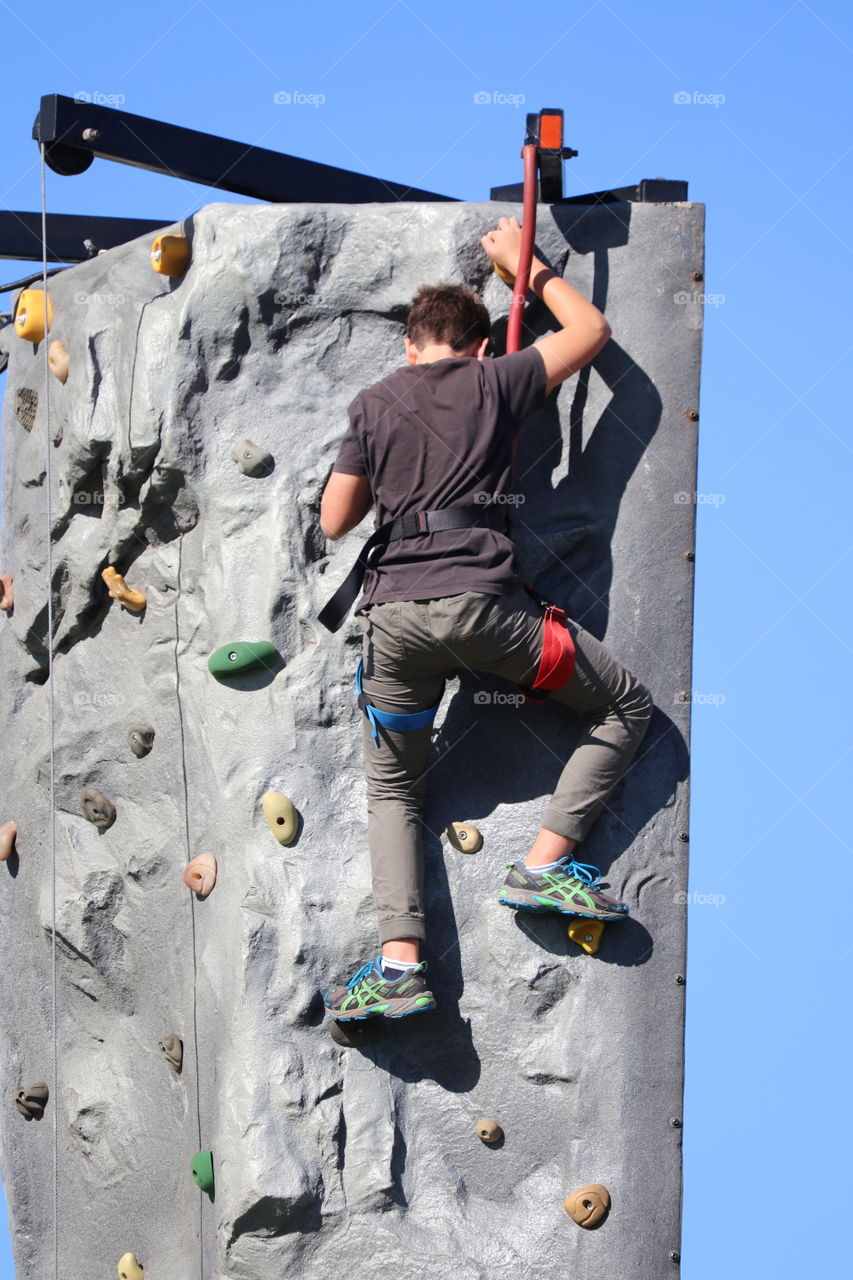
[14,289,53,342]
[261,792,298,845]
[567,918,604,955]
[116,1253,144,1280]
[493,261,516,287]
[48,339,70,383]
[150,233,190,277]
[102,566,146,613]
[563,1183,610,1228]
[444,822,483,854]
[184,852,218,898]
[475,1117,503,1144]
[0,822,17,862]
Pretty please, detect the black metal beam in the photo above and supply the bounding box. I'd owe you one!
[489,177,689,203]
[33,94,456,204]
[0,210,175,264]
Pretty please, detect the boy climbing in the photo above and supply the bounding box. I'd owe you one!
[320,216,653,1022]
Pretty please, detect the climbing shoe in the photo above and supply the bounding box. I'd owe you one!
[498,858,629,920]
[323,956,437,1022]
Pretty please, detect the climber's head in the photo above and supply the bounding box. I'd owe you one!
[404,284,491,365]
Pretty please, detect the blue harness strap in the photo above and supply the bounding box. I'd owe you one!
[355,658,442,749]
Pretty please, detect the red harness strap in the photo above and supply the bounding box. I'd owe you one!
[518,586,576,702]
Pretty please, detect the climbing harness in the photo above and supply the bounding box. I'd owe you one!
[318,504,509,633]
[355,656,443,749]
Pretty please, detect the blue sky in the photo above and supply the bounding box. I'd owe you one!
[1,1,851,1276]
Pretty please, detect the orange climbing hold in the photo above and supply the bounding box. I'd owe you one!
[14,289,52,342]
[102,566,146,613]
[184,853,218,897]
[0,822,16,862]
[150,233,190,277]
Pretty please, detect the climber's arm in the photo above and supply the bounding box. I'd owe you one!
[320,471,374,541]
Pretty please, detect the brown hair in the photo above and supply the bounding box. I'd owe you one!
[405,284,491,352]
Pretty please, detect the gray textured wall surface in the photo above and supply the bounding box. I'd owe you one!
[0,197,702,1279]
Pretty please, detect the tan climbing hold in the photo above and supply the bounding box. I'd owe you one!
[0,822,17,862]
[14,1082,49,1120]
[0,575,13,613]
[444,821,483,854]
[14,289,53,342]
[150,233,190,277]
[567,918,605,955]
[117,1252,144,1280]
[47,339,70,383]
[158,1034,183,1072]
[475,1117,503,1144]
[262,792,298,845]
[564,1183,610,1228]
[127,724,155,758]
[81,787,116,831]
[102,566,146,613]
[184,852,217,897]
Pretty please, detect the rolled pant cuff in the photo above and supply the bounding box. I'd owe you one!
[540,805,592,844]
[378,914,427,945]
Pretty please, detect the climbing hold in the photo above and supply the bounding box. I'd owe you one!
[81,787,117,831]
[102,566,147,613]
[0,822,17,863]
[14,1082,49,1121]
[230,439,273,477]
[493,261,516,287]
[47,339,70,383]
[563,1183,611,1228]
[475,1117,503,1144]
[208,641,279,679]
[158,1034,183,1072]
[444,821,483,854]
[184,853,217,898]
[261,792,298,845]
[191,1149,215,1194]
[150,233,190,277]
[0,575,14,613]
[14,289,53,342]
[567,918,605,955]
[116,1253,144,1280]
[329,1018,384,1048]
[127,725,155,758]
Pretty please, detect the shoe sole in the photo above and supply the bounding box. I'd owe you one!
[498,891,628,922]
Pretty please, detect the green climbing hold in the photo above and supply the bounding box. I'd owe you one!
[191,1149,215,1194]
[208,641,279,679]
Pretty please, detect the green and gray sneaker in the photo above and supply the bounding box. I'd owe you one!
[323,956,437,1022]
[498,858,629,921]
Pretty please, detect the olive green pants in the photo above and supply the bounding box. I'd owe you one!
[355,585,653,944]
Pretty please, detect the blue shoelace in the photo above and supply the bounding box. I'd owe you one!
[346,958,381,989]
[562,860,602,887]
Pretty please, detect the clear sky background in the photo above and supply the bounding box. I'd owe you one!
[0,1,850,1276]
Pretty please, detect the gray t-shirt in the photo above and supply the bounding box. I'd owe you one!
[332,344,547,609]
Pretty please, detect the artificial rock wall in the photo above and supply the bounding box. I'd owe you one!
[0,196,703,1279]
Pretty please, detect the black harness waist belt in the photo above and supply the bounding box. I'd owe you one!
[318,505,509,633]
